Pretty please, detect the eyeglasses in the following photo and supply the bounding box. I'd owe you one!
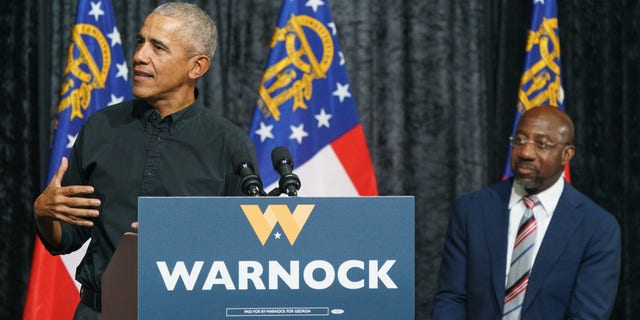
[509,136,570,150]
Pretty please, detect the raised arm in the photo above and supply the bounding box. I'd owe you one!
[33,157,101,249]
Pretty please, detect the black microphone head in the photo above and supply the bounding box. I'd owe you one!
[231,153,263,196]
[231,154,247,174]
[270,146,300,196]
[271,146,294,170]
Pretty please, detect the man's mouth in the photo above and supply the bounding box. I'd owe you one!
[514,163,537,176]
[134,70,153,79]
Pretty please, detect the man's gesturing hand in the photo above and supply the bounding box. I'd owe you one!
[34,157,101,227]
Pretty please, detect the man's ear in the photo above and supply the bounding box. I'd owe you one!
[189,55,211,80]
[561,144,575,165]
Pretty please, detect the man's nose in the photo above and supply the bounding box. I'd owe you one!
[517,142,538,159]
[133,45,149,64]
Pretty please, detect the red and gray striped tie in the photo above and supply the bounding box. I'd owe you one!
[503,195,539,320]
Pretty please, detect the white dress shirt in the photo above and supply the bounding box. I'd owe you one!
[505,176,565,283]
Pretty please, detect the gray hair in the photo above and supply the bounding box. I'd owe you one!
[153,2,217,59]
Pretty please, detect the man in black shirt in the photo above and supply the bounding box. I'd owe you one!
[33,3,256,318]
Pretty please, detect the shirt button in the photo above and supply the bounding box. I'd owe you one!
[144,170,152,176]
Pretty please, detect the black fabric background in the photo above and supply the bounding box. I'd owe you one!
[1,0,638,319]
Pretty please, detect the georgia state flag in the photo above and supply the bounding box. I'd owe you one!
[249,0,377,196]
[24,0,132,318]
[503,0,569,181]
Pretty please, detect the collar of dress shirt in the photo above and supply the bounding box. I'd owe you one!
[508,175,566,218]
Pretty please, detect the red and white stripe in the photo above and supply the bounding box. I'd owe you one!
[23,239,89,319]
[264,124,378,197]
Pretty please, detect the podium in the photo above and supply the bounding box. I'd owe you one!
[103,196,414,319]
[102,233,137,320]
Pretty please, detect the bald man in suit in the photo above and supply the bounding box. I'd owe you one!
[432,105,620,319]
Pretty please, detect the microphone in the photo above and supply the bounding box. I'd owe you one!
[270,146,301,196]
[232,155,264,196]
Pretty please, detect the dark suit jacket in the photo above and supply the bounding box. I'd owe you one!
[432,179,620,320]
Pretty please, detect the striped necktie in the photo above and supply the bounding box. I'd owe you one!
[503,195,539,320]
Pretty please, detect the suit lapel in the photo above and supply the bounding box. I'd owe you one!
[485,181,512,308]
[522,183,585,312]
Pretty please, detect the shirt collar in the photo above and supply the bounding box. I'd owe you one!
[135,98,202,135]
[509,175,566,217]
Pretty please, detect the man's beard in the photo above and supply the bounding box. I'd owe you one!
[514,175,541,191]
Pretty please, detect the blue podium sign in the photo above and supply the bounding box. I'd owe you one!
[138,197,414,319]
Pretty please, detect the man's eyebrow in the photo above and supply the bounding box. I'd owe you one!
[150,38,169,50]
[514,131,553,139]
[135,35,169,50]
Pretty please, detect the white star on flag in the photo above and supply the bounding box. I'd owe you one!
[332,82,352,103]
[315,108,332,128]
[339,52,345,66]
[289,123,309,144]
[107,27,122,47]
[66,134,78,148]
[534,0,544,3]
[108,94,124,106]
[274,232,282,239]
[305,0,325,13]
[88,1,105,21]
[328,22,337,35]
[115,62,128,80]
[255,121,274,142]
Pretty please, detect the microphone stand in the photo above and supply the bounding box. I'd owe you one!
[267,187,283,197]
[267,173,300,197]
[266,185,297,197]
